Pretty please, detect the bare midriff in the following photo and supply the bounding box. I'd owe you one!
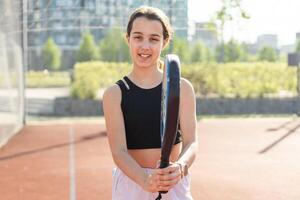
[128,142,182,168]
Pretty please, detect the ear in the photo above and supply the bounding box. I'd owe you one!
[162,39,169,49]
[126,34,130,44]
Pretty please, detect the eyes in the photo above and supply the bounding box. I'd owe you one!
[132,35,160,42]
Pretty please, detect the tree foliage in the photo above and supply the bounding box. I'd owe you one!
[171,37,190,63]
[191,41,213,63]
[99,27,130,62]
[212,0,250,62]
[42,37,61,70]
[258,46,277,62]
[215,39,247,62]
[76,32,99,62]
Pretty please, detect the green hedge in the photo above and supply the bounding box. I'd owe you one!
[183,62,296,98]
[71,61,297,99]
[26,70,71,88]
[71,62,131,99]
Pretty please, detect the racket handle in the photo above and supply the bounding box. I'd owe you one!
[159,160,169,168]
[158,159,169,194]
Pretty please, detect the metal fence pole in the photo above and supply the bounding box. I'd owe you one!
[22,0,28,124]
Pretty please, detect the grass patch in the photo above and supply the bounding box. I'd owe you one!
[26,70,71,88]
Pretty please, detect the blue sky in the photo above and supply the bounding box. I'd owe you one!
[188,0,300,46]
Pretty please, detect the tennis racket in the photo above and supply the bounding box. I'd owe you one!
[156,54,181,200]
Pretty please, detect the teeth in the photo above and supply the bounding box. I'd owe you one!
[140,54,150,58]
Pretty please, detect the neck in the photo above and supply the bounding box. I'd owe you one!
[129,63,163,87]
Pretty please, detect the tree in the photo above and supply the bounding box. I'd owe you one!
[42,37,61,70]
[215,39,247,62]
[191,41,206,63]
[191,41,213,63]
[212,0,250,62]
[99,27,130,62]
[225,39,244,62]
[206,48,215,63]
[239,42,250,62]
[258,46,277,62]
[172,37,190,63]
[76,32,99,62]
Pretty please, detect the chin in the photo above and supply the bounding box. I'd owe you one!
[135,60,155,68]
[136,63,153,68]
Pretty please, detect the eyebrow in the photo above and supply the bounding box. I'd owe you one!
[132,31,161,37]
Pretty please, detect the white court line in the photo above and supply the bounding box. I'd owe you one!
[69,126,76,200]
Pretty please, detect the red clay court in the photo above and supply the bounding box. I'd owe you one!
[0,117,300,200]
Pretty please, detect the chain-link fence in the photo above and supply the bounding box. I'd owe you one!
[0,0,25,147]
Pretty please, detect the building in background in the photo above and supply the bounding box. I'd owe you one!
[278,32,300,54]
[129,0,188,39]
[28,0,131,48]
[256,34,278,50]
[27,0,188,70]
[193,22,218,50]
[280,44,294,54]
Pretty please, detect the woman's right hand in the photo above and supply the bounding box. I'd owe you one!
[142,170,160,193]
[142,162,182,193]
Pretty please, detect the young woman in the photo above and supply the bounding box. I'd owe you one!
[103,6,198,200]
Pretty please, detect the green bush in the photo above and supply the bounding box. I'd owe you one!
[258,46,277,62]
[71,62,131,99]
[182,62,296,98]
[71,61,297,99]
[26,70,71,88]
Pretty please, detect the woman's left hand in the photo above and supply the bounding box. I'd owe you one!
[155,162,182,191]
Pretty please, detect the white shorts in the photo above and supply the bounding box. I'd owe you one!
[112,167,194,200]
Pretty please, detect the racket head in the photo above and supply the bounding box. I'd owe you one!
[160,54,181,168]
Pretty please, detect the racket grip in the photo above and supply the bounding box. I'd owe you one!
[158,159,169,194]
[159,160,169,168]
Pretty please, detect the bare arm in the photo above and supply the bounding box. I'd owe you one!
[103,85,159,192]
[177,78,198,171]
[156,78,198,191]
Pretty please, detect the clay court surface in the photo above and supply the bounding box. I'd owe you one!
[0,117,300,200]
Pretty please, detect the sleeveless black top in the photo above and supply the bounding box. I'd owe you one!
[116,76,182,149]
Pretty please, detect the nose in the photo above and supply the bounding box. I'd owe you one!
[140,40,151,50]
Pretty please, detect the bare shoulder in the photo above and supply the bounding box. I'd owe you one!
[180,78,195,96]
[102,84,121,104]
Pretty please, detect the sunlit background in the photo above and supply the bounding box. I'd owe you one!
[1,0,300,147]
[1,1,300,200]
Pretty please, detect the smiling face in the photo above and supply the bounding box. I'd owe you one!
[127,17,166,69]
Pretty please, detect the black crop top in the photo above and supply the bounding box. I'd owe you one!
[116,76,182,149]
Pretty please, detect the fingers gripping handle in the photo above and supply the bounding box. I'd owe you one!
[158,159,169,195]
[156,54,181,199]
